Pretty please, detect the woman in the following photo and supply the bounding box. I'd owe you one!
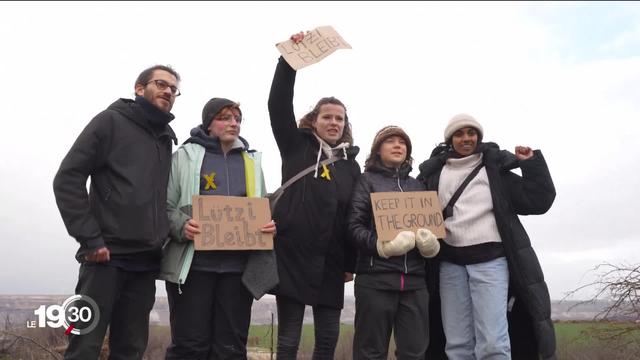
[348,125,440,360]
[267,32,361,360]
[417,114,556,360]
[159,98,276,359]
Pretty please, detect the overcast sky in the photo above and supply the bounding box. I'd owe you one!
[1,1,639,301]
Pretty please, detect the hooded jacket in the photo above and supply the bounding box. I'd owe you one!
[348,163,427,288]
[159,128,277,299]
[417,142,557,360]
[268,56,361,309]
[53,98,176,261]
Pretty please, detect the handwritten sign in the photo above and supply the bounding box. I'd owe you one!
[192,195,273,250]
[370,191,446,242]
[276,25,352,70]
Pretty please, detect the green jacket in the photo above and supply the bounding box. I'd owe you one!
[159,143,278,299]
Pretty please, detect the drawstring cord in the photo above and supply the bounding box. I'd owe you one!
[312,133,349,178]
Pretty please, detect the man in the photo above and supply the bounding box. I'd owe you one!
[53,65,181,359]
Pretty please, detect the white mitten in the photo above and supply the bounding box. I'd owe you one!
[415,228,440,258]
[377,231,416,259]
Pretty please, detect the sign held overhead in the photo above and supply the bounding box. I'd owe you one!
[276,25,352,70]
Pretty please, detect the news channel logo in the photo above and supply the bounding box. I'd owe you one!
[27,295,100,335]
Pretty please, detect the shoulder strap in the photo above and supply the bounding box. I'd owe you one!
[443,163,484,219]
[270,156,342,199]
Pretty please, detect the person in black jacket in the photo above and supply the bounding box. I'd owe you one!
[267,31,361,360]
[53,65,181,360]
[348,126,440,360]
[418,114,556,360]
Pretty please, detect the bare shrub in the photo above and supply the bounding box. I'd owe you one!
[564,262,640,347]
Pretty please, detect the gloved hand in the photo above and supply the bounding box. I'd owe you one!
[377,231,416,259]
[415,228,440,258]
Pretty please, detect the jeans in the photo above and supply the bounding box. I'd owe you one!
[276,295,341,360]
[64,264,156,360]
[440,257,511,360]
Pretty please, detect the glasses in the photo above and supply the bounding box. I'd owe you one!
[214,114,242,124]
[146,79,181,96]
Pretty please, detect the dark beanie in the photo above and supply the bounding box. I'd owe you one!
[370,125,412,160]
[201,98,241,130]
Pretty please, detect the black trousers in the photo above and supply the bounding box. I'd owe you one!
[353,285,429,360]
[64,264,156,360]
[275,295,341,360]
[165,271,253,360]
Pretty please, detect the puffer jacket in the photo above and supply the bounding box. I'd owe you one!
[348,163,427,279]
[418,142,557,360]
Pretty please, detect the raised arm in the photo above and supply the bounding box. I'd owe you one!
[267,56,299,156]
[505,149,556,215]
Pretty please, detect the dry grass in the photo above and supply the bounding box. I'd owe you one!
[3,321,639,359]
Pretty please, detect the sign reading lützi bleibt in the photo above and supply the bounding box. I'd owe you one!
[276,25,352,70]
[192,195,273,250]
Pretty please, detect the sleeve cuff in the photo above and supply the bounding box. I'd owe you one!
[83,236,105,250]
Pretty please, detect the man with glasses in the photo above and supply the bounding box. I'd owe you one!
[53,65,181,359]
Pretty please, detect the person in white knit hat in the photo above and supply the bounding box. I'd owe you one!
[348,125,440,359]
[417,114,557,360]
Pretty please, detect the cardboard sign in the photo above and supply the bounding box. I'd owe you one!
[192,195,273,250]
[370,191,446,242]
[276,25,352,70]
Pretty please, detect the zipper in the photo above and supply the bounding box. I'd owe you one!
[224,153,231,195]
[177,244,194,294]
[396,168,404,192]
[152,141,162,243]
[398,169,408,274]
[153,190,158,244]
[400,273,405,291]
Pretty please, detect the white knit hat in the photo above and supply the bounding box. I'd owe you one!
[444,113,483,142]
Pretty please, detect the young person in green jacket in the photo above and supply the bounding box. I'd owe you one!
[160,98,276,359]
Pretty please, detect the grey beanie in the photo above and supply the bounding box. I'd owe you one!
[444,113,483,142]
[201,98,241,130]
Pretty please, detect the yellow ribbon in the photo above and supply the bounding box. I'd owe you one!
[320,164,331,180]
[204,172,217,190]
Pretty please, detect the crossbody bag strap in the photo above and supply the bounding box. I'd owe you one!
[270,156,342,199]
[442,163,484,220]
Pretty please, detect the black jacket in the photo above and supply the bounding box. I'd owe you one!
[53,98,177,261]
[348,163,427,281]
[268,56,361,309]
[418,142,557,360]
